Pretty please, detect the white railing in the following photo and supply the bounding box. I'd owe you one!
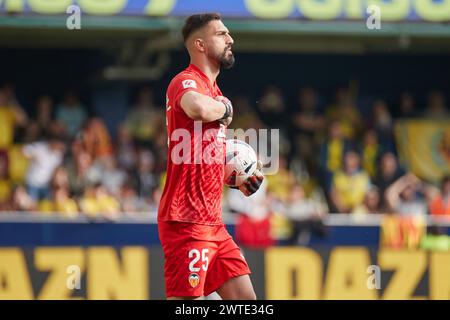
[0,211,449,226]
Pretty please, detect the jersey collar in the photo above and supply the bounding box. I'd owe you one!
[188,63,217,88]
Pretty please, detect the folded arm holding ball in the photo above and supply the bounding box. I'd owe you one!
[180,90,263,197]
[180,91,233,126]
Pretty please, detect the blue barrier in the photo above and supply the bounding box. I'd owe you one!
[1,214,448,247]
[0,221,381,247]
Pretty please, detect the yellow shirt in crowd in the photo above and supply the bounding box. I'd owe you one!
[362,144,379,178]
[79,196,99,217]
[325,105,361,140]
[97,194,120,214]
[0,106,16,149]
[0,179,11,202]
[332,170,370,209]
[8,144,28,184]
[55,199,79,218]
[38,199,54,213]
[80,194,120,217]
[36,197,80,217]
[327,139,343,172]
[267,168,295,202]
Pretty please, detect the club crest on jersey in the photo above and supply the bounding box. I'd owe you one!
[182,80,197,89]
[189,273,200,288]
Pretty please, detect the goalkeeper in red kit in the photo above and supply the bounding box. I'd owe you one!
[157,13,264,300]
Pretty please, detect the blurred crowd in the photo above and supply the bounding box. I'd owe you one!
[0,82,449,231]
[226,86,450,246]
[0,84,166,219]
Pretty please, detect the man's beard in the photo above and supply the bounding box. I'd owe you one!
[216,47,235,69]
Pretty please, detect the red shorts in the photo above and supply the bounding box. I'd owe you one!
[158,221,251,298]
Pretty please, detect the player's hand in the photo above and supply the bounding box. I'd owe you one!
[238,160,264,197]
[215,95,233,127]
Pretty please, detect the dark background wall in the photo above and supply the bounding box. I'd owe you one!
[1,48,449,136]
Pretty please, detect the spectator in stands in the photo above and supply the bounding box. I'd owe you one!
[325,87,362,140]
[38,197,55,213]
[0,86,28,196]
[361,129,381,179]
[386,173,438,216]
[120,183,143,214]
[25,95,64,143]
[2,83,27,114]
[124,87,164,148]
[424,90,448,119]
[4,82,30,140]
[375,152,405,209]
[283,183,328,245]
[47,166,75,216]
[229,95,264,131]
[0,87,28,149]
[22,137,66,201]
[428,175,450,216]
[98,156,127,196]
[116,125,138,172]
[95,184,120,219]
[352,185,382,214]
[79,184,120,219]
[51,166,70,191]
[67,150,94,197]
[256,85,286,129]
[330,149,371,213]
[370,99,395,152]
[0,152,11,207]
[3,83,19,105]
[7,145,28,187]
[79,156,103,188]
[56,90,88,139]
[397,92,417,118]
[78,185,98,217]
[266,155,296,203]
[130,150,158,199]
[73,117,113,160]
[51,187,79,217]
[11,185,36,212]
[319,121,350,192]
[291,86,325,171]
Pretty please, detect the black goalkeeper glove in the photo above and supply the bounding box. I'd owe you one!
[231,161,264,197]
[215,95,233,127]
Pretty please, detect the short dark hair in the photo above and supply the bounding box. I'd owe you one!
[182,13,221,43]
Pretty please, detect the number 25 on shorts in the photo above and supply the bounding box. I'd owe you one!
[188,248,209,272]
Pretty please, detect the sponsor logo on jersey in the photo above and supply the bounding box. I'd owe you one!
[182,80,197,89]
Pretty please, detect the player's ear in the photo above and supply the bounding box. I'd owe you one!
[193,38,206,53]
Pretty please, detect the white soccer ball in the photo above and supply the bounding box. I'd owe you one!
[224,139,258,188]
